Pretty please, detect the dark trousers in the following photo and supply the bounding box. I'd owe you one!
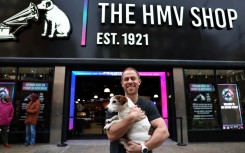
[0,125,9,144]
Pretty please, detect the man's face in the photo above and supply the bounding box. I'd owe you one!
[30,93,38,101]
[121,69,141,96]
[4,96,11,102]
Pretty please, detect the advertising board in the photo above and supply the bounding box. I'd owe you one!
[0,0,245,62]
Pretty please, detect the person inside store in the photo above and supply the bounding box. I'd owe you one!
[0,94,14,148]
[105,67,169,153]
[24,92,41,146]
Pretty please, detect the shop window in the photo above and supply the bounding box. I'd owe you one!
[12,67,54,132]
[18,67,54,81]
[216,70,244,130]
[0,67,54,142]
[184,69,219,130]
[0,67,17,80]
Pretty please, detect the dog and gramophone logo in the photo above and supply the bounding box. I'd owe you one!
[0,0,71,40]
[221,88,234,102]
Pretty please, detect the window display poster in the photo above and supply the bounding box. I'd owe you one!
[20,82,49,121]
[0,82,15,100]
[20,91,46,121]
[218,84,243,129]
[189,84,215,120]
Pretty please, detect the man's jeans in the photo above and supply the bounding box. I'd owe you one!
[25,124,36,145]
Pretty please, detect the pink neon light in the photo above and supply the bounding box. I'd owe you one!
[139,72,168,126]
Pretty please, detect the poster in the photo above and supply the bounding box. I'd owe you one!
[189,84,215,120]
[0,82,15,100]
[217,84,243,129]
[20,82,48,121]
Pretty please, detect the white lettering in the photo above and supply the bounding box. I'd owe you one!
[215,8,226,28]
[202,8,214,28]
[227,9,237,29]
[190,7,202,27]
[111,3,122,24]
[191,7,237,29]
[143,5,154,25]
[126,4,136,24]
[97,33,103,45]
[173,6,184,26]
[157,5,172,25]
[98,3,109,23]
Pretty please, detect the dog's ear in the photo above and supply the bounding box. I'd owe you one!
[118,95,127,105]
[46,1,53,10]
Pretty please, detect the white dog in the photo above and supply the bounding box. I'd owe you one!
[104,95,151,146]
[37,0,71,38]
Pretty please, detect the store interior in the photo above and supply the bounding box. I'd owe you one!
[72,75,162,138]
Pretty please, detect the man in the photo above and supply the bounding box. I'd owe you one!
[106,67,169,153]
[24,93,41,146]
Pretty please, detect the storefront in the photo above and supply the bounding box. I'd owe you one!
[0,67,54,143]
[1,0,245,143]
[184,69,245,141]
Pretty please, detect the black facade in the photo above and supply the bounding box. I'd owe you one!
[1,0,245,143]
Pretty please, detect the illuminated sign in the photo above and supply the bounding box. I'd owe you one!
[81,0,238,46]
[218,84,243,129]
[1,0,244,61]
[190,84,214,92]
[22,82,48,91]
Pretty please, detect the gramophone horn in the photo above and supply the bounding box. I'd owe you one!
[3,2,39,25]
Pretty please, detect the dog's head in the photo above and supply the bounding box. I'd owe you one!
[37,0,54,11]
[105,95,128,113]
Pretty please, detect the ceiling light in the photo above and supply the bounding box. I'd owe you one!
[94,95,98,99]
[104,88,110,93]
[110,93,114,97]
[153,94,159,98]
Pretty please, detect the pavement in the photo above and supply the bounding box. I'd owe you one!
[0,139,245,153]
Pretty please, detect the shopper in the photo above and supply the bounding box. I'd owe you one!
[105,67,169,153]
[0,95,14,148]
[24,93,41,146]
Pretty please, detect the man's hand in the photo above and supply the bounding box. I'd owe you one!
[129,106,146,122]
[124,141,141,153]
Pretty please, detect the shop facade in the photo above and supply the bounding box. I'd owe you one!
[1,0,245,144]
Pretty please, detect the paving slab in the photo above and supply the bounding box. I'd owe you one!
[0,139,245,153]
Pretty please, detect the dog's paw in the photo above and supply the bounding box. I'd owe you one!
[48,35,54,38]
[104,124,111,130]
[119,138,128,147]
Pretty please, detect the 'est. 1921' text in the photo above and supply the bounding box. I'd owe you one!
[97,32,149,46]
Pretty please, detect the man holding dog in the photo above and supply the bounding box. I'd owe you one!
[106,67,169,153]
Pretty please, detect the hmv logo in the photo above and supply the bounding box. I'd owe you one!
[0,0,71,40]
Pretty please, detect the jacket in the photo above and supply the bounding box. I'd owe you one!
[0,100,14,125]
[24,99,41,125]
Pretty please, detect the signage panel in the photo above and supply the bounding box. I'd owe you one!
[0,0,245,62]
[217,84,243,129]
[22,82,48,91]
[189,84,215,120]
